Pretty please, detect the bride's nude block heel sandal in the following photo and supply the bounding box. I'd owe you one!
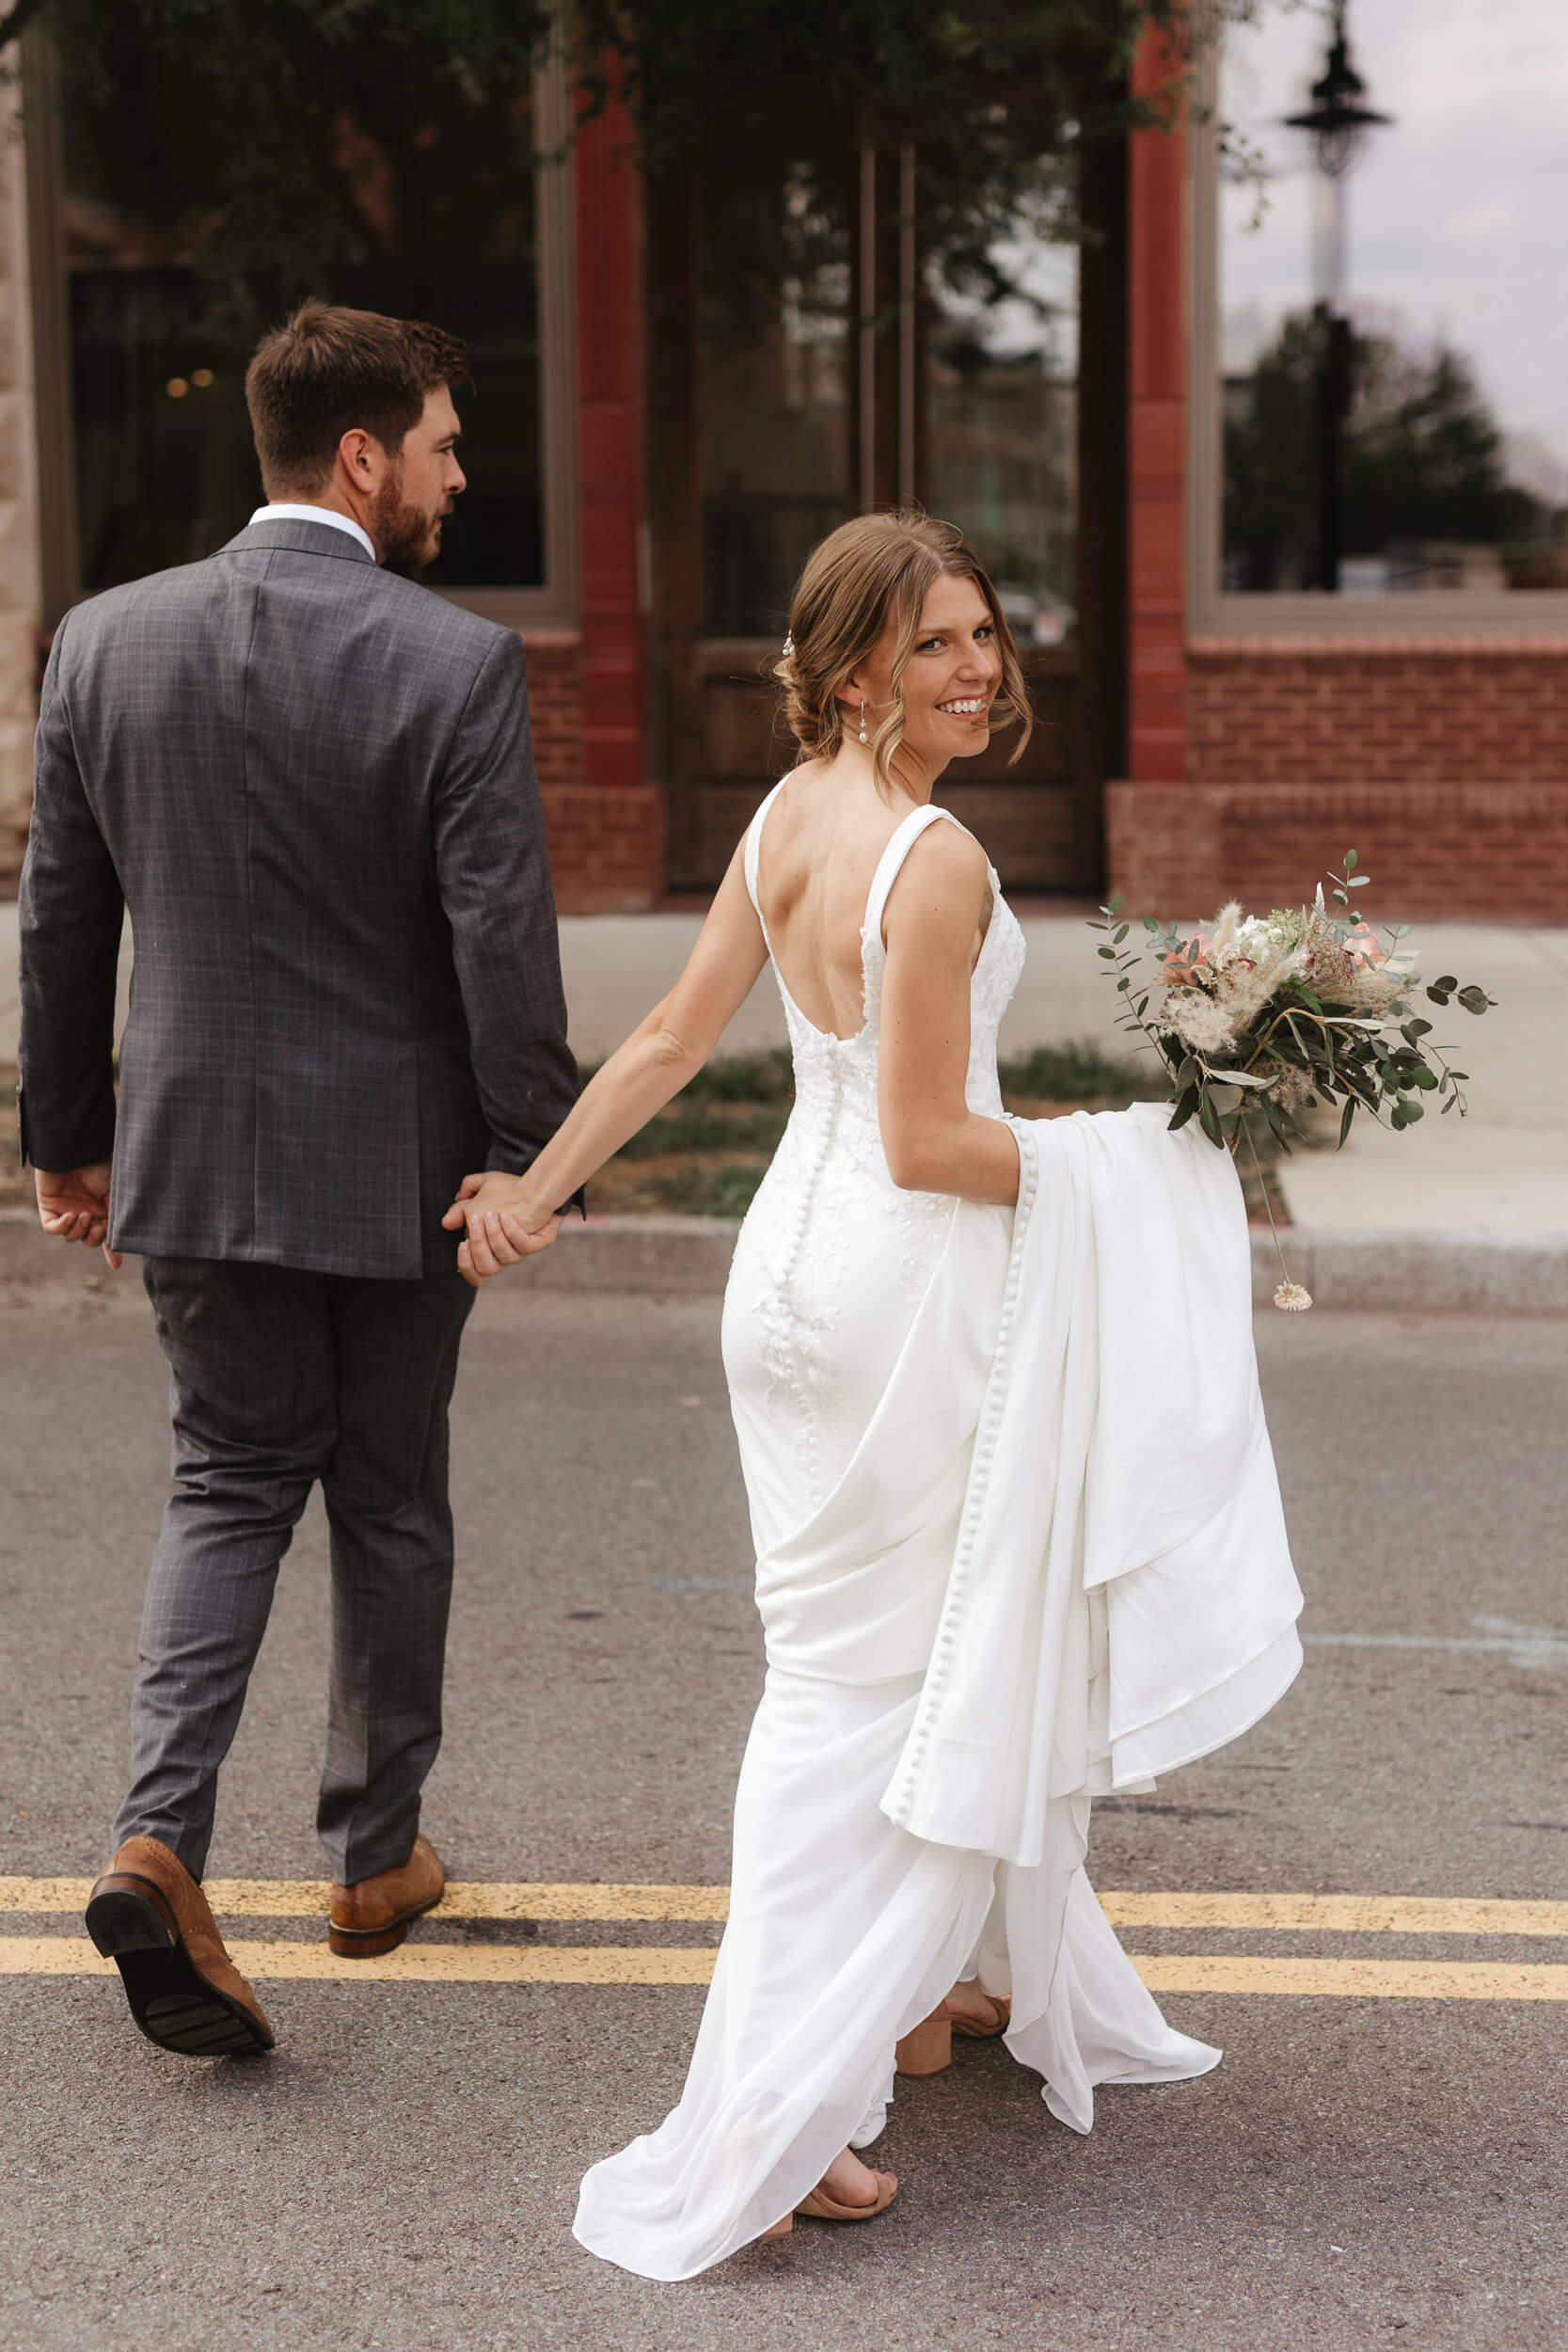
[759,2171,900,2238]
[950,1991,1011,2041]
[894,2002,953,2076]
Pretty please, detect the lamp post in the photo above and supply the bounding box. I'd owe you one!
[1285,1,1390,591]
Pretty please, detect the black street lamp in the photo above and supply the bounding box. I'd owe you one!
[1284,1,1391,591]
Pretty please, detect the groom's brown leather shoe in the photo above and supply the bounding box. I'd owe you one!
[86,1836,275,2057]
[328,1834,445,1958]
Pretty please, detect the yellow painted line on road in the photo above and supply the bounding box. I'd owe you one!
[0,1937,717,1985]
[5,1881,1566,1936]
[0,1878,731,1921]
[1099,1892,1568,1938]
[1130,1954,1568,2002]
[5,1938,1568,2000]
[0,1938,117,1977]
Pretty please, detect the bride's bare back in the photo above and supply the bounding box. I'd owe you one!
[448,535,1024,1281]
[757,765,991,1041]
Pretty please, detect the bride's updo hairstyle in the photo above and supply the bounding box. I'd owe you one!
[772,509,1033,802]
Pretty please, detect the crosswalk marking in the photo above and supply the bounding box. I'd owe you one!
[4,1937,1567,2000]
[3,1879,1565,1934]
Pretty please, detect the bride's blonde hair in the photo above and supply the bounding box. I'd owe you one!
[772,510,1033,802]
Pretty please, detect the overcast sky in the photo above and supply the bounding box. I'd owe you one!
[1221,0,1568,496]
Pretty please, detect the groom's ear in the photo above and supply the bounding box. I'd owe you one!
[337,426,385,492]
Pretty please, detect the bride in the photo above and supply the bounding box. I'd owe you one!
[447,511,1303,2280]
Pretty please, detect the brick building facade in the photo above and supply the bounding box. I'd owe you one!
[4,32,1567,918]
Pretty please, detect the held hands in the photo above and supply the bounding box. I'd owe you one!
[35,1162,122,1269]
[442,1171,562,1288]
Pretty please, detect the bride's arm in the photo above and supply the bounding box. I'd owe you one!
[878,824,1021,1207]
[445,838,769,1280]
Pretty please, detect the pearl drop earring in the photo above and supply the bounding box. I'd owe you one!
[858,697,867,745]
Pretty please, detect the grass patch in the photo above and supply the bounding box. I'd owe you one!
[588,1040,1182,1219]
[0,1062,25,1206]
[996,1041,1166,1105]
[641,1163,769,1217]
[587,1041,1161,1116]
[609,1100,791,1162]
[586,1036,1292,1226]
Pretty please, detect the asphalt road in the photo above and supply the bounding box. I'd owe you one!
[2,1266,1566,2352]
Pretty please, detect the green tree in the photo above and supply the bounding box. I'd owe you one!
[1225,310,1543,591]
[19,1,1228,315]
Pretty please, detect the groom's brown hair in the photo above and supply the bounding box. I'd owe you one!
[245,301,468,496]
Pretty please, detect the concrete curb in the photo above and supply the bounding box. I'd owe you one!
[4,1207,1566,1311]
[1246,1228,1568,1313]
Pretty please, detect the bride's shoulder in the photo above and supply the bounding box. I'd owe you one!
[883,812,990,926]
[902,810,990,885]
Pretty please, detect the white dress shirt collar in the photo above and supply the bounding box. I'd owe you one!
[248,502,376,562]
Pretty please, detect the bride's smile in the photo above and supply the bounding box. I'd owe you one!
[840,570,1003,787]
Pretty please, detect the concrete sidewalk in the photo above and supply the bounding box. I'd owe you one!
[4,902,1564,1239]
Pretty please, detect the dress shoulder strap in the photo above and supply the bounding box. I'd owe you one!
[863,803,967,947]
[743,779,790,932]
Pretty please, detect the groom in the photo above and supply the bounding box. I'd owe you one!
[18,302,578,2055]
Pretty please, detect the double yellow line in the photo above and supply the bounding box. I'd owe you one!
[3,1881,1565,2000]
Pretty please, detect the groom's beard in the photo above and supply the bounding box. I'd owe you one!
[371,466,451,577]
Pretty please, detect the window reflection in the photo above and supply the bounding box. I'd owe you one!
[1220,0,1568,595]
[62,63,543,596]
[924,238,1077,645]
[700,149,851,637]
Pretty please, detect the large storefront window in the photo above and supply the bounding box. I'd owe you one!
[924,239,1076,646]
[700,144,852,638]
[45,42,562,608]
[694,140,1078,644]
[662,119,1087,888]
[1219,0,1568,596]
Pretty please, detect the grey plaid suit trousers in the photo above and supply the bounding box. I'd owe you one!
[18,518,578,1881]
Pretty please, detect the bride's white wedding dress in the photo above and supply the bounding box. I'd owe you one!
[574,793,1303,2280]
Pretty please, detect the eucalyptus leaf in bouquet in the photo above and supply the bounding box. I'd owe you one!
[1087,854,1497,1311]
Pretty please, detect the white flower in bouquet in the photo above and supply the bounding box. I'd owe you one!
[1155,900,1304,1056]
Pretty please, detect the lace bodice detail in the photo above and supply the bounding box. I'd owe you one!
[727,787,1025,1514]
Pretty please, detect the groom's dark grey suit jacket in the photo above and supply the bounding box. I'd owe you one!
[17,516,578,1279]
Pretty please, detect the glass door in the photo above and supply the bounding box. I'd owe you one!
[656,120,1100,893]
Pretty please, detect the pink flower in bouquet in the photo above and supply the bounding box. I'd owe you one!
[1344,921,1386,968]
[1160,934,1212,986]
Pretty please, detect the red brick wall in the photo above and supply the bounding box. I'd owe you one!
[1108,637,1568,919]
[1107,777,1568,923]
[1108,636,1568,920]
[1189,638,1568,787]
[523,629,664,914]
[522,632,582,791]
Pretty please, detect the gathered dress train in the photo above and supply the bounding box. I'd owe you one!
[573,794,1303,2280]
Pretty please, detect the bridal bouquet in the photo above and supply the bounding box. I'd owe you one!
[1088,853,1497,1310]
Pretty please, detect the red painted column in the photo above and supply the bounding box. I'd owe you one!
[1126,28,1188,786]
[554,75,662,910]
[1105,27,1218,914]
